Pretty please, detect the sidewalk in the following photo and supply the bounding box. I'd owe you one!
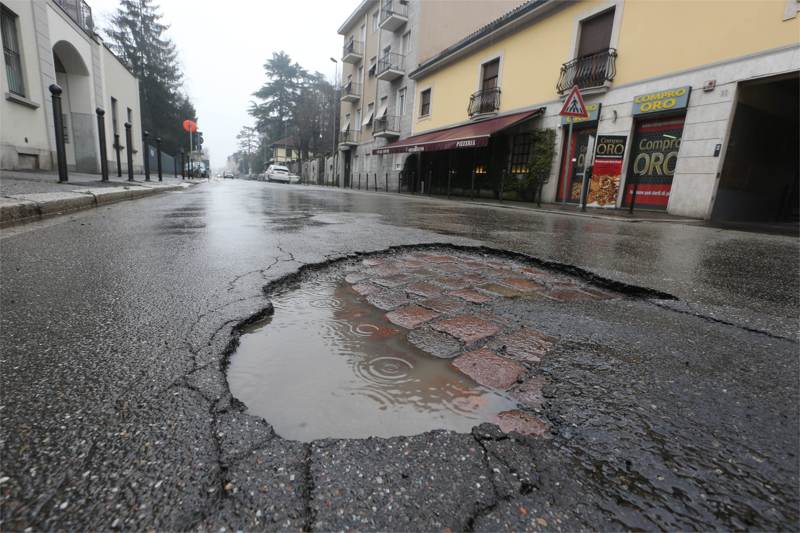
[0,169,205,227]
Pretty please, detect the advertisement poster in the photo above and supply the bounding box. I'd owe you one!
[560,129,595,203]
[623,117,685,209]
[588,135,626,208]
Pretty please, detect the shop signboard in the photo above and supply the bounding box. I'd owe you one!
[561,103,601,125]
[623,117,685,209]
[588,135,626,208]
[632,86,691,116]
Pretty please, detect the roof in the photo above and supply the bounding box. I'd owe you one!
[372,109,544,154]
[410,0,561,79]
[337,0,376,35]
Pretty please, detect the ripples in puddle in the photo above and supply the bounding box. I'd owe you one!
[227,275,517,441]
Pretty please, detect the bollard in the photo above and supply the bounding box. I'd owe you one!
[358,172,361,189]
[180,149,185,179]
[385,172,388,192]
[124,122,134,181]
[49,84,68,182]
[374,173,377,192]
[96,107,109,182]
[447,169,452,198]
[156,138,163,181]
[499,168,505,202]
[114,133,122,177]
[143,131,151,181]
[173,152,178,178]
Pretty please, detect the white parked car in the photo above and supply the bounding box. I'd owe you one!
[264,164,298,184]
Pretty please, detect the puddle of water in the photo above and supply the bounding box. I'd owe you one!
[227,275,518,442]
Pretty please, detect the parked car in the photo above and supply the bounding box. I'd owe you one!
[223,171,234,179]
[265,164,295,183]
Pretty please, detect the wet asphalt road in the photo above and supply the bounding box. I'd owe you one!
[1,180,798,531]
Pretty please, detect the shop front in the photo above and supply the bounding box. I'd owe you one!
[622,86,691,210]
[375,109,544,198]
[556,103,601,203]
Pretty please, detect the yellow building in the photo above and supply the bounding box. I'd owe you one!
[375,0,799,222]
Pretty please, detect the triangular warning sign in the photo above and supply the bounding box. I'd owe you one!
[559,85,589,118]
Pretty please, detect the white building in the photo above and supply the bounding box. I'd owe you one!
[0,0,144,174]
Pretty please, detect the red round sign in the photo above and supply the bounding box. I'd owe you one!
[182,119,197,133]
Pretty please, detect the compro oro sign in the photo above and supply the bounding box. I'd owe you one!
[632,86,691,116]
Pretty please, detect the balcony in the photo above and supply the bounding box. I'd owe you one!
[376,53,404,82]
[340,81,362,103]
[342,39,363,63]
[379,0,408,32]
[54,0,94,33]
[373,115,400,138]
[468,87,501,118]
[556,48,617,94]
[338,129,360,149]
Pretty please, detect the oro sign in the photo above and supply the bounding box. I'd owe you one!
[632,86,691,116]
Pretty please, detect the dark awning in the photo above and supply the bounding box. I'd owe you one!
[372,108,544,155]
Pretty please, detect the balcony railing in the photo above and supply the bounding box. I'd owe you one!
[379,0,408,31]
[339,129,360,145]
[376,52,405,81]
[468,87,501,117]
[54,0,94,33]
[556,48,617,93]
[340,81,362,102]
[373,115,400,137]
[342,39,364,63]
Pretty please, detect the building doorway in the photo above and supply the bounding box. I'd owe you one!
[343,150,352,188]
[557,125,596,203]
[622,114,686,210]
[711,74,799,224]
[52,40,96,173]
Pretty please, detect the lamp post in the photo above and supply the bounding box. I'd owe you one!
[329,57,338,187]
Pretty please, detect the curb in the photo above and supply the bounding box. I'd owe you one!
[0,182,194,228]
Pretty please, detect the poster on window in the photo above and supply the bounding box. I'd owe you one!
[587,135,626,208]
[623,117,685,209]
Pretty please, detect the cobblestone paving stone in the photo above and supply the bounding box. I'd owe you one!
[339,249,614,440]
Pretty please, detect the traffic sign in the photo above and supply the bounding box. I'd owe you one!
[182,119,197,133]
[559,85,589,118]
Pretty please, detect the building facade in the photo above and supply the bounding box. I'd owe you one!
[379,0,799,222]
[336,0,524,190]
[0,0,144,174]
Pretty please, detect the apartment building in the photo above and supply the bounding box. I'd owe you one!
[336,0,524,190]
[0,0,144,173]
[381,0,799,222]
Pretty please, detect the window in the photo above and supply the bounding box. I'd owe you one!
[368,57,376,77]
[362,102,374,127]
[372,10,379,31]
[286,148,292,159]
[578,8,614,57]
[510,133,533,174]
[401,31,411,56]
[343,112,351,132]
[419,88,431,117]
[110,97,119,134]
[481,59,500,91]
[378,96,388,118]
[1,5,25,96]
[360,23,366,41]
[357,65,364,81]
[397,87,406,116]
[355,108,362,129]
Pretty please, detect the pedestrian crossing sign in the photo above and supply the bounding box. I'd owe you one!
[559,85,589,118]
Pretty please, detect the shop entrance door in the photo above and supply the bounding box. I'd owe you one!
[557,126,596,203]
[623,115,686,210]
[343,151,352,188]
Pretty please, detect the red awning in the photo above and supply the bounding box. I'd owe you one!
[372,108,544,155]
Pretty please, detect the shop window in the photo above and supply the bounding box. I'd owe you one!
[1,4,25,97]
[510,133,533,174]
[420,88,431,117]
[578,8,614,57]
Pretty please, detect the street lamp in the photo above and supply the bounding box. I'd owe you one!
[330,57,338,187]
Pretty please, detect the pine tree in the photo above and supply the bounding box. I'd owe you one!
[250,51,306,142]
[104,0,194,156]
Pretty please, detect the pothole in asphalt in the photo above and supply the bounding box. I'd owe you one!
[227,247,631,442]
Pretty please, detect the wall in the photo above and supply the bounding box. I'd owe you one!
[412,0,800,134]
[100,44,143,173]
[0,0,50,170]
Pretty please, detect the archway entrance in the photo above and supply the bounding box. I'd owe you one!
[53,40,97,173]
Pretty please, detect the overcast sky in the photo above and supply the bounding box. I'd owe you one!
[91,0,359,169]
